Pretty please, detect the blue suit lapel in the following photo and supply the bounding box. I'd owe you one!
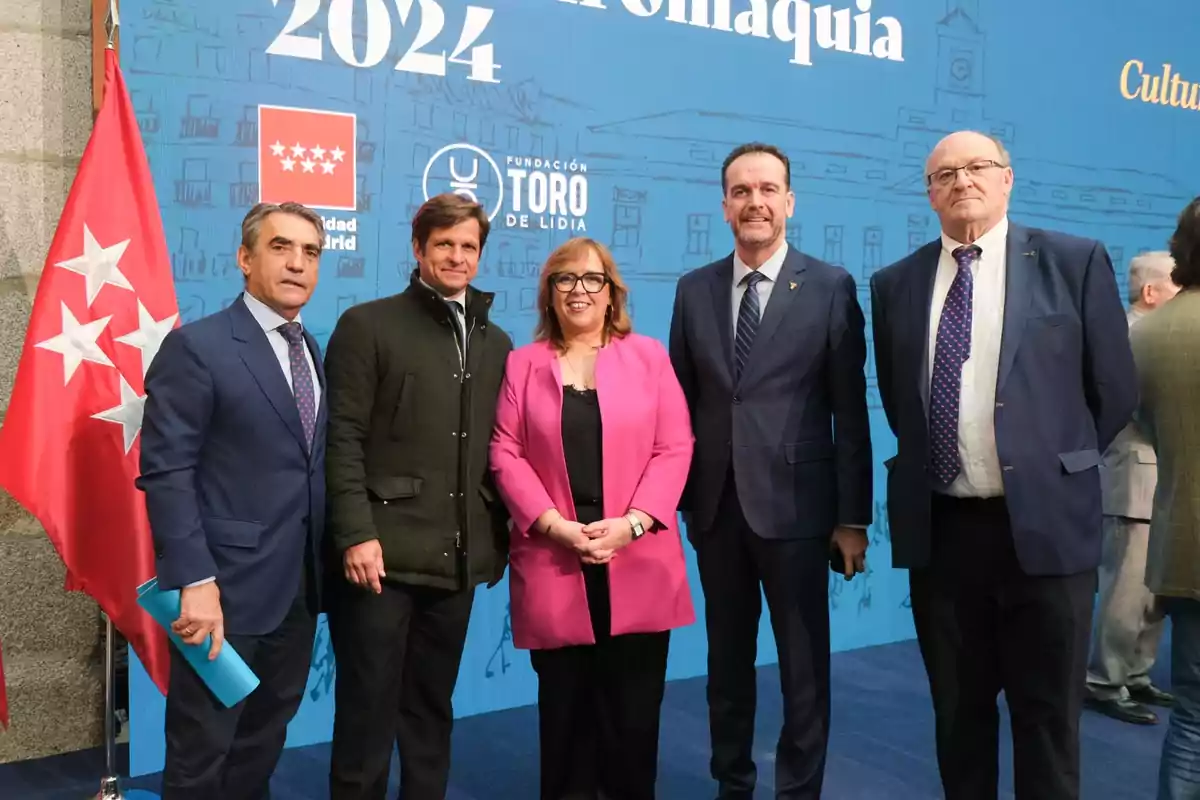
[304,328,328,449]
[707,257,735,382]
[229,296,308,453]
[997,224,1036,394]
[908,241,940,413]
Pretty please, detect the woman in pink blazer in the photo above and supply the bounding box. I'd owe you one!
[489,237,695,800]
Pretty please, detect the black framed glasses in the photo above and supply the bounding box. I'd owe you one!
[550,272,608,294]
[925,159,1006,187]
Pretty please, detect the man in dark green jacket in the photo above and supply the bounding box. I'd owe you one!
[323,193,513,800]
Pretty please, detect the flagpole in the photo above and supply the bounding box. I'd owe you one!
[96,4,124,794]
[95,614,123,800]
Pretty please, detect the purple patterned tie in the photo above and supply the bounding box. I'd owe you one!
[278,322,316,450]
[929,245,980,486]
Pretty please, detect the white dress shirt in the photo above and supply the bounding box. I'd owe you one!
[187,292,320,588]
[927,217,1008,498]
[731,241,789,325]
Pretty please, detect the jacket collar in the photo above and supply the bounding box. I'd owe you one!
[404,268,495,322]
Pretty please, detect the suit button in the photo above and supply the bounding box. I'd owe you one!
[733,395,741,404]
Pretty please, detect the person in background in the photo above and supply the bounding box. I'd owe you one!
[1086,251,1179,725]
[322,193,513,800]
[138,201,328,799]
[489,237,695,800]
[1130,197,1200,800]
[870,130,1136,800]
[669,142,873,800]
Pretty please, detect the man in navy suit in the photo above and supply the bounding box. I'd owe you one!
[669,143,873,800]
[870,131,1137,799]
[138,201,329,799]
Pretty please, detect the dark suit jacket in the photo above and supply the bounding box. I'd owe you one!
[137,295,327,636]
[870,222,1136,577]
[669,247,873,539]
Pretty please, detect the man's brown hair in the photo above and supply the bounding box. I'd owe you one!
[411,193,491,251]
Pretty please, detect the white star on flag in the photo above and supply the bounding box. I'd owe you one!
[301,159,315,173]
[310,145,326,160]
[54,224,134,307]
[35,301,114,384]
[115,300,179,378]
[269,141,285,157]
[320,161,336,174]
[290,143,306,158]
[282,158,295,171]
[92,373,146,454]
[331,146,345,162]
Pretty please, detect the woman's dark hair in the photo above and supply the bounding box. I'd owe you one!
[1169,196,1200,289]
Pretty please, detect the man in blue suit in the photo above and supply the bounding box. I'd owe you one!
[870,131,1137,800]
[138,201,328,799]
[669,143,873,800]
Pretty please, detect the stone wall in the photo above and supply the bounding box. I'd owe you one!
[0,0,106,763]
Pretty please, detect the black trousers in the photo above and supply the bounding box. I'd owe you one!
[327,579,474,800]
[529,560,671,800]
[161,576,317,800]
[692,479,832,800]
[910,494,1096,800]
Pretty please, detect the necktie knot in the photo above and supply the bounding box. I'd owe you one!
[277,321,303,344]
[952,245,982,270]
[742,270,766,288]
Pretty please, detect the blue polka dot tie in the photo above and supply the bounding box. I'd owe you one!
[929,245,980,486]
[735,270,766,379]
[278,322,316,451]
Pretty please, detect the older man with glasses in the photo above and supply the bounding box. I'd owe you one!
[870,130,1137,800]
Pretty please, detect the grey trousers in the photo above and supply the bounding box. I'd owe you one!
[1086,516,1166,700]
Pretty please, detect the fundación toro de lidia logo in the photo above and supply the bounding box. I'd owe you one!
[423,142,589,233]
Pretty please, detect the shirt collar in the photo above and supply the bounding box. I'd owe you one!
[941,216,1009,259]
[733,240,789,286]
[242,290,302,332]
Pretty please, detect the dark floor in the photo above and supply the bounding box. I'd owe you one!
[0,639,1169,799]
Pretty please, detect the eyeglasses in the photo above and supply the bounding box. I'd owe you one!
[550,272,609,294]
[926,159,1007,187]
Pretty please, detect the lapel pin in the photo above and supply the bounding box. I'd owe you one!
[1022,250,1037,257]
[789,281,797,290]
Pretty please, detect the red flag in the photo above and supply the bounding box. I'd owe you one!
[258,104,357,210]
[0,639,8,729]
[0,48,173,695]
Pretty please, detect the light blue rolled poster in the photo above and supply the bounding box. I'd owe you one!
[136,577,260,708]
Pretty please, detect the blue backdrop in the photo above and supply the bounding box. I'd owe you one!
[123,0,1200,777]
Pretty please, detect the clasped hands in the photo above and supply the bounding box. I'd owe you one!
[545,515,634,564]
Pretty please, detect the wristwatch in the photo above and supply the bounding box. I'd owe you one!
[625,512,645,540]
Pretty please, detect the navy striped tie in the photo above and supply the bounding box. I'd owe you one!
[735,270,766,378]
